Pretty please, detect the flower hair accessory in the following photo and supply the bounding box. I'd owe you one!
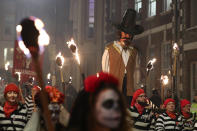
[84,72,119,93]
[45,86,64,104]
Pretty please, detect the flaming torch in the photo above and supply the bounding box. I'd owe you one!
[172,42,179,98]
[67,38,85,81]
[146,58,157,75]
[144,58,157,92]
[16,16,54,131]
[161,75,169,102]
[55,52,65,94]
[15,72,25,103]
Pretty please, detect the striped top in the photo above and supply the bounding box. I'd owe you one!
[0,103,28,130]
[181,113,196,131]
[25,95,34,120]
[155,112,183,131]
[129,106,154,130]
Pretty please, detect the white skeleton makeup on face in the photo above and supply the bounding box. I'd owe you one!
[94,88,122,129]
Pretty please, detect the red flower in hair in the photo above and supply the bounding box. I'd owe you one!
[45,86,64,104]
[84,72,119,93]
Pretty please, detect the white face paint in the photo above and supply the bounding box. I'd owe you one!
[94,89,122,129]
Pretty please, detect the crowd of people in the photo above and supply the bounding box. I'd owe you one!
[0,72,196,131]
[0,7,197,131]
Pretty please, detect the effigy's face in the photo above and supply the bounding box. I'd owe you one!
[94,88,122,129]
[120,32,132,46]
[6,91,19,104]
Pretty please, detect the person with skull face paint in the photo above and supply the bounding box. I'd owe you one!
[0,83,28,131]
[23,86,70,131]
[67,72,128,131]
[128,88,154,130]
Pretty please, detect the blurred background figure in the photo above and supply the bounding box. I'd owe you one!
[149,88,162,108]
[0,83,28,130]
[25,85,41,120]
[67,72,128,131]
[24,85,69,131]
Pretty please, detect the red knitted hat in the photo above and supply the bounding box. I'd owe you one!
[180,99,190,109]
[84,72,119,93]
[164,98,175,108]
[4,83,19,96]
[130,89,144,106]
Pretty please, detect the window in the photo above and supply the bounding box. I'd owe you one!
[148,0,156,17]
[88,0,95,38]
[135,0,142,13]
[163,0,172,11]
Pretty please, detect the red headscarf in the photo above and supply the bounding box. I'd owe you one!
[164,98,176,119]
[130,89,144,106]
[84,72,119,93]
[3,83,19,118]
[4,83,19,96]
[163,98,175,108]
[180,99,190,109]
[180,99,191,118]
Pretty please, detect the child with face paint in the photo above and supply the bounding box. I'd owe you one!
[67,72,128,131]
[24,86,69,131]
[0,83,28,130]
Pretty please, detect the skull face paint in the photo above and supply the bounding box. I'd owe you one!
[94,88,121,129]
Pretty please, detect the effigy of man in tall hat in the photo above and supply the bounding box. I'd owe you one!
[102,8,144,106]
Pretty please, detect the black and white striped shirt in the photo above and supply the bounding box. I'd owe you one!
[155,112,183,131]
[25,95,34,120]
[0,103,28,131]
[129,106,154,130]
[181,113,196,131]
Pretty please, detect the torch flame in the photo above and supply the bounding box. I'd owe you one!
[173,43,179,51]
[35,18,44,30]
[161,75,169,85]
[56,52,65,68]
[67,38,80,65]
[15,72,21,82]
[5,62,10,71]
[16,17,49,58]
[147,58,157,71]
[16,25,22,33]
[47,73,51,80]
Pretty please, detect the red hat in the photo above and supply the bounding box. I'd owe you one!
[180,99,191,109]
[4,83,19,96]
[130,89,145,106]
[84,72,119,93]
[163,98,175,108]
[45,86,64,104]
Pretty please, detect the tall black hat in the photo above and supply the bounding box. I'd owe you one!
[115,9,144,35]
